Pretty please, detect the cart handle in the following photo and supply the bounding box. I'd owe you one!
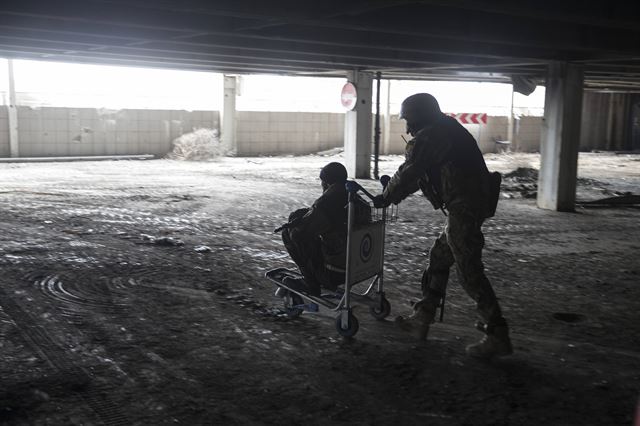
[345,175,391,199]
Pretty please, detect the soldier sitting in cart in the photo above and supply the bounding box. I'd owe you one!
[279,162,371,296]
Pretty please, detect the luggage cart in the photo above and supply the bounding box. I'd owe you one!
[265,176,397,337]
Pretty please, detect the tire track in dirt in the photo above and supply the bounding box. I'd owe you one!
[0,286,129,425]
[33,274,130,313]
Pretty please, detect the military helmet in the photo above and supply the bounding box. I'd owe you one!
[319,162,348,184]
[399,93,442,124]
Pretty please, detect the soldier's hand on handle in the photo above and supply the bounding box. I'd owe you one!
[373,194,390,208]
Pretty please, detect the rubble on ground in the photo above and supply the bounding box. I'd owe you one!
[500,166,616,200]
[140,234,184,246]
[501,167,539,198]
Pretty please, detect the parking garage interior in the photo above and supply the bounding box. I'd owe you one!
[0,1,639,425]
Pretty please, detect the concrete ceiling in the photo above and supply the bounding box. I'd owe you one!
[1,0,639,90]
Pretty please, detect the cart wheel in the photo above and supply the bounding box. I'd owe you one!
[335,312,359,337]
[370,297,391,320]
[283,292,304,318]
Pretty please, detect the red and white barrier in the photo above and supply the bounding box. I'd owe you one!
[446,112,487,124]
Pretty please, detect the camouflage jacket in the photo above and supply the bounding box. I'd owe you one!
[383,114,492,215]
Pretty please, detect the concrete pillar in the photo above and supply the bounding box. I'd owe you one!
[382,79,392,155]
[537,62,584,212]
[344,71,373,178]
[7,59,19,157]
[632,95,640,150]
[221,75,237,154]
[507,87,514,145]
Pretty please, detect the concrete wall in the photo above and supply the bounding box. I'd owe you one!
[581,92,632,151]
[0,107,533,158]
[9,107,218,157]
[236,111,344,156]
[386,115,406,154]
[385,115,512,155]
[1,102,632,158]
[480,116,509,152]
[515,116,543,152]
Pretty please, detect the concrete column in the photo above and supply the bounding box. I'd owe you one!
[382,79,392,155]
[537,62,584,211]
[221,75,237,154]
[7,59,19,157]
[507,87,514,145]
[344,71,373,178]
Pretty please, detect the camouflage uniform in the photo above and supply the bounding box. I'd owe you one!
[383,114,503,325]
[283,182,370,290]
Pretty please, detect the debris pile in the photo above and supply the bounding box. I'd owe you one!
[503,167,538,182]
[501,167,539,198]
[166,128,226,161]
[140,234,184,246]
[500,167,623,202]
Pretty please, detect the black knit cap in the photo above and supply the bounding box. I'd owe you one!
[319,162,348,185]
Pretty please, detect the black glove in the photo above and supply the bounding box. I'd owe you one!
[275,207,309,233]
[372,194,390,208]
[288,207,309,222]
[273,223,288,233]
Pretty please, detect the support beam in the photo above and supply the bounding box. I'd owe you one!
[507,87,514,148]
[373,71,381,179]
[344,71,373,179]
[537,62,584,212]
[221,75,237,154]
[382,79,391,155]
[7,59,19,158]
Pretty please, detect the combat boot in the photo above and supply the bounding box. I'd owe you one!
[283,276,321,297]
[394,301,437,341]
[466,319,513,358]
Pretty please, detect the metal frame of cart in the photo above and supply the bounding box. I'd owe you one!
[265,176,397,337]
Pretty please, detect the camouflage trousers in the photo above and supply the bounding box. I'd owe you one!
[420,208,503,324]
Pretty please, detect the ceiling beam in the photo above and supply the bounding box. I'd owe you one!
[0,0,637,88]
[0,25,561,71]
[1,1,639,59]
[93,0,640,32]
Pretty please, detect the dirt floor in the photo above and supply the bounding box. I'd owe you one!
[0,152,638,426]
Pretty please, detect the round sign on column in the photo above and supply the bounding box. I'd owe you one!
[341,82,358,111]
